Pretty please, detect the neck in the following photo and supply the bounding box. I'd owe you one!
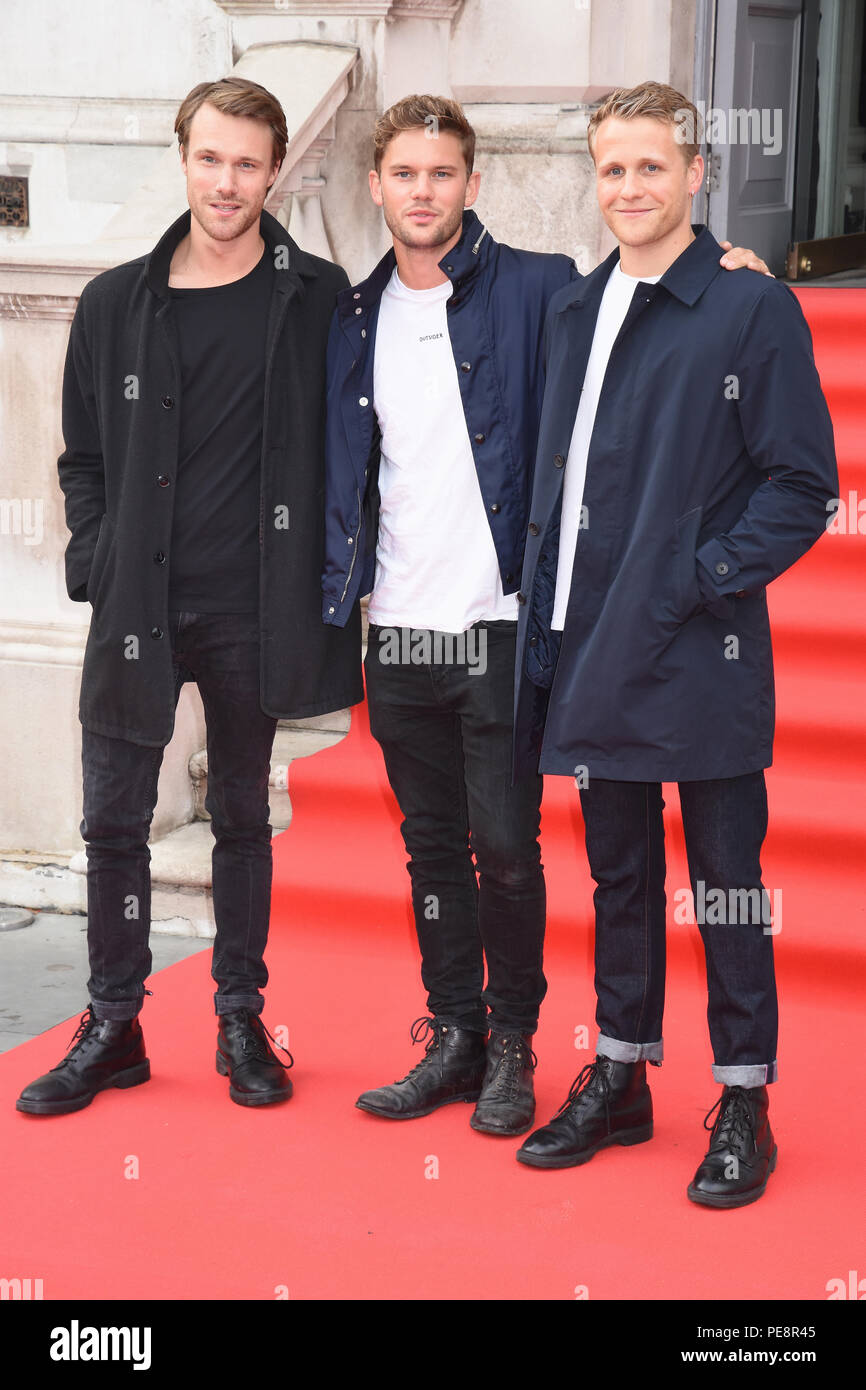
[392,221,465,290]
[170,215,265,287]
[618,219,696,279]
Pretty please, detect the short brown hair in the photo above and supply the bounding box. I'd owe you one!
[174,77,287,170]
[587,81,702,165]
[373,94,476,174]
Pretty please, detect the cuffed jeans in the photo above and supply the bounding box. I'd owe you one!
[81,611,278,1020]
[365,620,547,1035]
[579,773,778,1086]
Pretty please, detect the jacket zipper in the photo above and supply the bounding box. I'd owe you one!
[339,485,362,603]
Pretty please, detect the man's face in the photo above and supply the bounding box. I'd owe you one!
[180,102,279,243]
[593,115,703,251]
[369,127,479,251]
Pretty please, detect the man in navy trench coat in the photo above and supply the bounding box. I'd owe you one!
[513,82,838,1207]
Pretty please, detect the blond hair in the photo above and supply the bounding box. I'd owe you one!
[588,82,702,164]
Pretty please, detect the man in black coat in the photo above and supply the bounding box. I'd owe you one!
[513,82,837,1205]
[17,78,362,1116]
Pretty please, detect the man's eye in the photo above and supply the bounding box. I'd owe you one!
[645,163,659,173]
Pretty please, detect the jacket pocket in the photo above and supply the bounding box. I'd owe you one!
[674,506,703,623]
[86,514,112,606]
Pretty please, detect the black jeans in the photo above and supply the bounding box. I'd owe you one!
[579,772,778,1085]
[81,611,278,1020]
[365,621,546,1035]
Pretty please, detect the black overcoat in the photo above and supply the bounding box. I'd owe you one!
[58,209,363,746]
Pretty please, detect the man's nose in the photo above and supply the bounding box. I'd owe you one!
[412,174,435,199]
[620,171,644,200]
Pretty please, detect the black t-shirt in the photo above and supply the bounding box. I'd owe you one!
[168,247,272,612]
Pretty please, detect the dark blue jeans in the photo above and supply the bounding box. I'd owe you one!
[579,773,778,1085]
[365,621,547,1035]
[81,611,278,1020]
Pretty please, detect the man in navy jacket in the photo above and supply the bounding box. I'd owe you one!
[514,82,837,1206]
[323,93,767,1140]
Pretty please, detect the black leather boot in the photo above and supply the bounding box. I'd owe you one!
[470,1031,537,1136]
[356,1016,487,1119]
[516,1055,653,1168]
[687,1084,777,1208]
[16,1007,150,1115]
[216,1011,294,1106]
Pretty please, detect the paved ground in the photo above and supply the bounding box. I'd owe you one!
[0,910,210,1054]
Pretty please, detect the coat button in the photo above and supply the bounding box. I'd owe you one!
[353,292,361,299]
[490,502,500,513]
[474,432,485,443]
[715,561,730,576]
[735,588,745,597]
[328,606,335,615]
[161,395,174,409]
[528,635,538,647]
[157,474,170,487]
[460,362,471,372]
[359,396,369,407]
[528,522,539,536]
[505,572,514,583]
[151,626,163,639]
[517,592,526,604]
[553,453,565,468]
[347,536,354,545]
[446,264,454,272]
[361,329,367,338]
[153,551,166,564]
[355,306,362,315]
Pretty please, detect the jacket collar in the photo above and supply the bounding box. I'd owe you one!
[557,224,724,312]
[144,207,317,300]
[337,208,493,318]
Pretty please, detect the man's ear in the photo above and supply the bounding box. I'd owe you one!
[464,169,481,208]
[267,161,281,191]
[688,153,704,197]
[369,168,384,207]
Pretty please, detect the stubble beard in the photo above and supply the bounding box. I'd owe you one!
[191,192,264,244]
[382,198,465,252]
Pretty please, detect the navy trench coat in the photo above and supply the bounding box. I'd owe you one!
[514,227,838,783]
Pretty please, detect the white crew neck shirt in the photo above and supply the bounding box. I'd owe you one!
[368,267,518,631]
[551,261,663,630]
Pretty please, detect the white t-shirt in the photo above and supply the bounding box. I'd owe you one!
[551,262,662,630]
[368,268,518,631]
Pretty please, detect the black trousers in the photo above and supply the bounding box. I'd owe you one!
[81,611,278,1020]
[365,621,547,1035]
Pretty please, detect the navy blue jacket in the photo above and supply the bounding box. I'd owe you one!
[322,209,578,626]
[514,226,838,782]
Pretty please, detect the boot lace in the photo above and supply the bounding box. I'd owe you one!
[56,1006,98,1065]
[488,1034,537,1100]
[556,1059,612,1129]
[231,1014,294,1070]
[703,1086,757,1155]
[397,1016,448,1083]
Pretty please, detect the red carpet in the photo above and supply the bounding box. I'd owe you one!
[0,289,862,1302]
